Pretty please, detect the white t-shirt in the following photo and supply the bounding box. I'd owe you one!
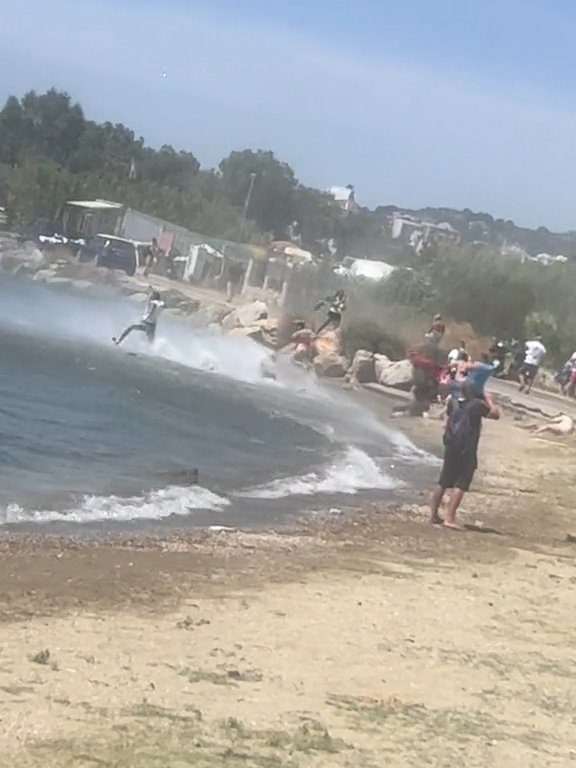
[524,340,546,366]
[142,299,165,324]
[448,348,460,364]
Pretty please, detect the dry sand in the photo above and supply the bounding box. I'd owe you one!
[1,407,575,767]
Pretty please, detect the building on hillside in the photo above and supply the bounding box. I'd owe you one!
[329,185,358,213]
[501,244,531,262]
[334,257,396,281]
[391,213,460,247]
[531,253,568,266]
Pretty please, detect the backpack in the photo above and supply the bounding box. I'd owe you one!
[443,399,474,455]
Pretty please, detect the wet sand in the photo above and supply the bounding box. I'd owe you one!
[1,406,576,767]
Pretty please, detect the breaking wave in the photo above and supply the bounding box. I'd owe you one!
[2,485,230,525]
[238,447,402,499]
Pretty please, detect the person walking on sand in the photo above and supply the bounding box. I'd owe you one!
[430,382,500,529]
[519,337,546,394]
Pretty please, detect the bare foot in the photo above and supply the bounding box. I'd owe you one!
[430,514,444,525]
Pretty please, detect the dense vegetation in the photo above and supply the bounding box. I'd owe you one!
[0,88,357,251]
[348,245,576,365]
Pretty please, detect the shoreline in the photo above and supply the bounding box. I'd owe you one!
[1,405,576,766]
[3,250,576,765]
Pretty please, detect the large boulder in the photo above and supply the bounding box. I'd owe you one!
[314,351,348,378]
[315,329,340,357]
[128,292,148,305]
[222,300,269,331]
[32,268,58,282]
[346,349,376,384]
[374,354,392,381]
[228,325,265,343]
[228,319,277,348]
[0,243,46,273]
[377,359,414,389]
[192,304,231,327]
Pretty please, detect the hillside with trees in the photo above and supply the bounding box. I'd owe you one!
[4,88,576,364]
[3,88,574,263]
[0,88,343,252]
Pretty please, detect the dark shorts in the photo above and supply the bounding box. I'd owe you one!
[521,363,539,381]
[438,450,478,492]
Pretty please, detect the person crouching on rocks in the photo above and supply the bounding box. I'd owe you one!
[290,320,318,367]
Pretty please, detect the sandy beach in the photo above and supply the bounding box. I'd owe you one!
[0,400,575,768]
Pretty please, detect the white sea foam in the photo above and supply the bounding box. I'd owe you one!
[2,485,229,525]
[238,447,402,500]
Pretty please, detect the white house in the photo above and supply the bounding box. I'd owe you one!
[391,213,460,246]
[328,185,358,212]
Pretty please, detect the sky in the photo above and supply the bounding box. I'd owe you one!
[1,0,576,230]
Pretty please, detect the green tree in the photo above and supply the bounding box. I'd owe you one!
[219,149,297,237]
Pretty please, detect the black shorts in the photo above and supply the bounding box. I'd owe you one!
[438,450,478,492]
[521,363,539,381]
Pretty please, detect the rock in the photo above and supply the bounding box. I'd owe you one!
[128,292,148,304]
[163,308,185,320]
[221,300,269,331]
[314,351,348,378]
[347,349,376,384]
[193,305,230,327]
[315,329,340,357]
[45,276,72,287]
[207,322,224,335]
[377,359,414,389]
[69,279,93,291]
[1,244,46,273]
[374,354,393,381]
[33,269,58,282]
[228,325,265,344]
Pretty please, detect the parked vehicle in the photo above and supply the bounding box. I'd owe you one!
[77,235,148,276]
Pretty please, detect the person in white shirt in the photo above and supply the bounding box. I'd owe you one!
[519,338,546,394]
[113,290,165,346]
[447,341,469,365]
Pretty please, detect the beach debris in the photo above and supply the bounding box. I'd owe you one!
[30,649,51,665]
[177,616,211,631]
[209,525,236,533]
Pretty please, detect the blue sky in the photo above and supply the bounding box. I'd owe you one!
[2,0,576,230]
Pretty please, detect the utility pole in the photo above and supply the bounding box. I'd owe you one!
[239,172,256,240]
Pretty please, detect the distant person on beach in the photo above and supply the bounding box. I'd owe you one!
[315,289,347,334]
[519,338,546,394]
[113,289,165,346]
[430,382,500,529]
[489,338,508,376]
[143,238,162,277]
[425,314,446,345]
